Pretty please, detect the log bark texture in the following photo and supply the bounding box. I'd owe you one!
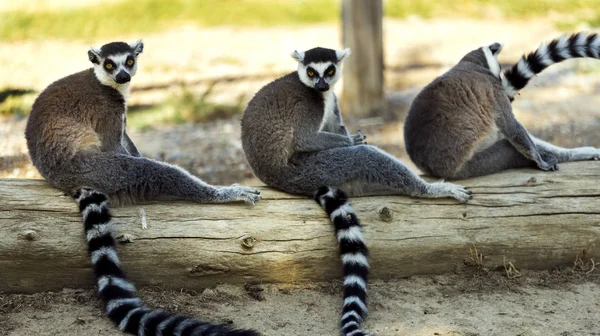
[1,162,600,293]
[341,0,385,118]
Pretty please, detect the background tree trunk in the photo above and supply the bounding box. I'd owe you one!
[341,0,385,118]
[1,162,599,293]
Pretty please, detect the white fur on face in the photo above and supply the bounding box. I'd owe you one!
[296,61,342,91]
[92,52,139,100]
[482,45,501,78]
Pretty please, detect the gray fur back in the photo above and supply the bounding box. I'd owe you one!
[404,50,508,177]
[26,69,125,180]
[241,72,324,185]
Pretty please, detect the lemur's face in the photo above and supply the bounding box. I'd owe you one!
[291,47,351,92]
[88,40,143,87]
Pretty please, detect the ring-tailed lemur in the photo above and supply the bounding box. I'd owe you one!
[241,47,472,202]
[74,188,259,336]
[314,187,374,336]
[25,40,260,205]
[404,32,600,180]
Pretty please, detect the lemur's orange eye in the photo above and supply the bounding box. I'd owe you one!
[327,69,334,75]
[307,70,315,77]
[127,59,134,66]
[105,63,113,69]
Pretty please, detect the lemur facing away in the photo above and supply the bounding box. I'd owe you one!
[404,32,600,180]
[25,41,260,206]
[241,47,472,202]
[74,188,259,336]
[314,187,374,336]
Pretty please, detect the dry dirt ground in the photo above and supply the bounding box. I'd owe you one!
[2,268,599,336]
[2,18,600,336]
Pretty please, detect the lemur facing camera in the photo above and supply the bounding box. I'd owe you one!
[25,41,261,336]
[241,47,472,202]
[404,32,600,180]
[241,47,471,336]
[25,40,260,206]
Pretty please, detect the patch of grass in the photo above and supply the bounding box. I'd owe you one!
[0,0,339,41]
[0,89,35,117]
[573,60,600,75]
[127,83,245,130]
[3,0,599,41]
[386,0,600,21]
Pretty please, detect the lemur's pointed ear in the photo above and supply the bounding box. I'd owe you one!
[88,48,101,64]
[336,48,351,63]
[488,42,503,56]
[130,40,144,57]
[291,50,305,63]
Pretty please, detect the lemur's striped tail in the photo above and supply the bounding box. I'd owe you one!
[73,188,260,336]
[503,32,600,100]
[314,187,374,336]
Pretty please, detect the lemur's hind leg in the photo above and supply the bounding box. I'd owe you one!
[288,145,472,202]
[529,134,600,162]
[450,139,534,180]
[62,153,260,205]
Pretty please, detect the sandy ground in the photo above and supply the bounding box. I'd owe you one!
[2,268,599,336]
[2,17,600,336]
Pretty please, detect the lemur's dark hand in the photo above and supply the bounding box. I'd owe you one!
[537,157,559,172]
[352,130,367,145]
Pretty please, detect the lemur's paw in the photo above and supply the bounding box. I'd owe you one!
[229,184,262,204]
[352,130,367,145]
[537,158,559,172]
[431,182,472,202]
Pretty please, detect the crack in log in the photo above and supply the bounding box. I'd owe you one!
[540,194,600,199]
[468,184,541,189]
[202,248,332,255]
[135,235,332,242]
[0,208,70,213]
[467,212,600,219]
[377,235,452,241]
[472,191,541,195]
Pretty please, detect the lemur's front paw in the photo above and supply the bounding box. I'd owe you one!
[537,158,559,172]
[430,182,472,203]
[229,184,262,204]
[352,130,367,145]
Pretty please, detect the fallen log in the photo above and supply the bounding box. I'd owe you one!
[1,162,599,293]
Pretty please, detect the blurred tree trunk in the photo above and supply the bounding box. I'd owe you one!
[341,0,385,118]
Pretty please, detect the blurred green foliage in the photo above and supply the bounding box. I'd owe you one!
[0,0,338,41]
[1,0,598,122]
[1,0,598,41]
[127,84,246,129]
[0,89,35,117]
[0,84,244,128]
[387,0,599,19]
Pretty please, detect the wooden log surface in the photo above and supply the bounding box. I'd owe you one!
[1,162,600,293]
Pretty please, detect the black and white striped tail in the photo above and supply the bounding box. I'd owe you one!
[314,187,374,336]
[74,188,260,336]
[503,32,600,100]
